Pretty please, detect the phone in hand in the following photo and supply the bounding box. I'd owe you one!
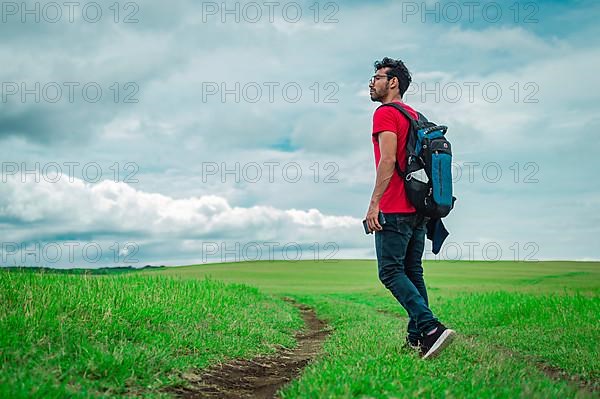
[363,212,386,235]
[362,219,371,234]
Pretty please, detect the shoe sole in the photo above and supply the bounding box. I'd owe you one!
[422,329,456,360]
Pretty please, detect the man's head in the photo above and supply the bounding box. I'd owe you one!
[369,57,412,103]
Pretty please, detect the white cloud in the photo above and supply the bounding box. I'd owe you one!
[0,175,368,267]
[0,175,360,237]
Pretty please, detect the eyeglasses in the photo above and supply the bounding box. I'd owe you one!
[369,74,393,85]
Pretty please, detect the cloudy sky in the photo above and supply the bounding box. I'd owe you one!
[1,0,599,267]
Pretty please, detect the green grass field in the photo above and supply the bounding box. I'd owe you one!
[1,260,599,398]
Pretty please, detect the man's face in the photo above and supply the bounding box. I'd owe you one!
[369,68,391,102]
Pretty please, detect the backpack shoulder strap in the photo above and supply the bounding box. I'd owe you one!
[416,112,429,123]
[378,102,416,126]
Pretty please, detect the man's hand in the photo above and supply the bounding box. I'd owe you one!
[365,202,382,232]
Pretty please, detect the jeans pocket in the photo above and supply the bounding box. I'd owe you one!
[417,214,429,228]
[397,214,417,230]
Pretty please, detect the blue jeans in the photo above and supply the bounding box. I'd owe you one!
[375,213,438,341]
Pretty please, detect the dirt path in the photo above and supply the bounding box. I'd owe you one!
[171,298,331,399]
[463,334,598,394]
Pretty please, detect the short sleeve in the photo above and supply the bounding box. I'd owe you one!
[372,106,398,135]
[372,105,410,141]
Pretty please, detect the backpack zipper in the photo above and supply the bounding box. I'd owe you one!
[436,151,442,198]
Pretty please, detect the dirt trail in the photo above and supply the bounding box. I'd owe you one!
[463,334,598,394]
[171,298,331,399]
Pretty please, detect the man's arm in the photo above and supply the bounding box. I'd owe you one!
[366,131,397,232]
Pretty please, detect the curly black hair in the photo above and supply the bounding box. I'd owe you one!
[374,57,412,98]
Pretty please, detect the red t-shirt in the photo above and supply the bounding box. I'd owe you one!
[372,101,417,213]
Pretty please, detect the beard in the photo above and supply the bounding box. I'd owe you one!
[370,89,382,102]
[370,84,388,103]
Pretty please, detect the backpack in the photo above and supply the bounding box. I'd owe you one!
[379,102,456,219]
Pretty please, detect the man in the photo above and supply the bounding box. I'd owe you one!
[366,57,455,359]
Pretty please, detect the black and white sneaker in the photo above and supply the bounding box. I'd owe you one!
[420,323,456,359]
[402,336,421,352]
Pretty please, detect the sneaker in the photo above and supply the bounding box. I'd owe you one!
[420,323,456,360]
[402,336,421,352]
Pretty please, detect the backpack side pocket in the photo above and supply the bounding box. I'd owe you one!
[430,139,453,212]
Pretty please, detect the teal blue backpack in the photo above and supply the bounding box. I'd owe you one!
[379,103,457,218]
